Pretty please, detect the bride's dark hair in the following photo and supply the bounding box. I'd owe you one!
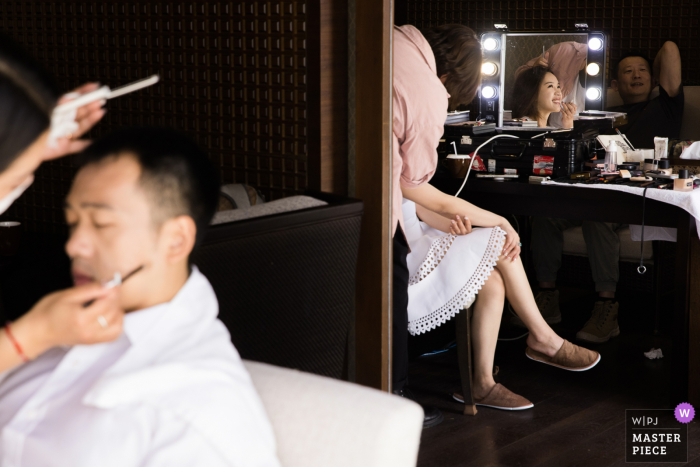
[0,33,58,171]
[511,65,552,121]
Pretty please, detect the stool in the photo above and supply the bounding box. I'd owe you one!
[455,305,477,415]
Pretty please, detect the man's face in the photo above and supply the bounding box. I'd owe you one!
[613,57,652,102]
[65,154,160,311]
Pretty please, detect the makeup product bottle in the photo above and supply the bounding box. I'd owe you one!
[656,159,673,176]
[644,158,657,172]
[604,143,618,173]
[674,169,693,192]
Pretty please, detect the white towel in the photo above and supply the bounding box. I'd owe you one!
[680,141,700,160]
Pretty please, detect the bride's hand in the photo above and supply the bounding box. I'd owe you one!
[449,215,472,236]
[560,102,577,129]
[499,221,521,262]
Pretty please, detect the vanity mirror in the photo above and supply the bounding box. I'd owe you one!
[479,27,607,127]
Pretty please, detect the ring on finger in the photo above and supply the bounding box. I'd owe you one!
[97,315,108,329]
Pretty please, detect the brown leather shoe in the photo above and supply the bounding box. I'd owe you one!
[452,383,534,411]
[526,339,600,371]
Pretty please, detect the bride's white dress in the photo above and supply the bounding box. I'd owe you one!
[403,199,506,336]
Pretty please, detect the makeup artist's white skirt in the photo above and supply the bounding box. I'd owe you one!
[402,199,506,336]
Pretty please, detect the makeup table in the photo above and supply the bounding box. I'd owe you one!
[431,173,700,406]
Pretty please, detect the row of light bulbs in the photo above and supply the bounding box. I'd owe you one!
[482,36,603,52]
[480,61,601,77]
[481,85,602,100]
[480,36,604,102]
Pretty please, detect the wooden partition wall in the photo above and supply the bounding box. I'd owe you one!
[354,0,394,390]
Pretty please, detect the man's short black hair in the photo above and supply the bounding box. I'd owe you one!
[80,127,220,249]
[612,51,651,81]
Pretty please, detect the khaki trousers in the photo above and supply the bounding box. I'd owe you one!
[531,218,624,293]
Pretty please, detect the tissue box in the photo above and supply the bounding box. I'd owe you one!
[623,149,654,163]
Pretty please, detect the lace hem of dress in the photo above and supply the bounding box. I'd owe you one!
[408,234,457,286]
[407,227,506,336]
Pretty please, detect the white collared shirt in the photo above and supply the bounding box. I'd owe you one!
[0,267,281,467]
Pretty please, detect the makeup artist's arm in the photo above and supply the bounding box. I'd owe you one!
[402,183,521,260]
[0,283,123,373]
[654,41,682,97]
[415,203,472,235]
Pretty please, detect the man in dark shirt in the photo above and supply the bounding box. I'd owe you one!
[527,41,683,344]
[606,41,683,148]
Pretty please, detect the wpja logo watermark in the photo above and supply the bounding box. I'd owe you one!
[625,404,694,463]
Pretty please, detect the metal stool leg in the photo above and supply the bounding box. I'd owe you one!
[456,305,477,415]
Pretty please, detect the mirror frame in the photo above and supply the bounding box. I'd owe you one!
[479,30,607,127]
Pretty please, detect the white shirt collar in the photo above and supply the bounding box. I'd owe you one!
[120,266,209,346]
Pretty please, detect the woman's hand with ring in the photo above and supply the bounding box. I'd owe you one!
[9,283,124,359]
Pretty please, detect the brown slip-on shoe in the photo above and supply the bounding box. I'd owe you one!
[526,339,600,371]
[452,383,534,411]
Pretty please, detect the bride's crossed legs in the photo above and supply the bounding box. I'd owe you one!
[471,255,565,400]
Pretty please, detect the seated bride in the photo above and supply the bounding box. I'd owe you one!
[511,65,577,128]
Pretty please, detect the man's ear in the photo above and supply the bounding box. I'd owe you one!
[161,215,197,264]
[610,79,619,92]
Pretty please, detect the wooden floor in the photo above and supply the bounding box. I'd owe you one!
[408,288,699,467]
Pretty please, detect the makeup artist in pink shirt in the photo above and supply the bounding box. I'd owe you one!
[391,24,485,427]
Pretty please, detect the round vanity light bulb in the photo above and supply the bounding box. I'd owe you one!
[588,37,603,51]
[586,87,602,100]
[586,62,601,76]
[481,62,498,76]
[481,86,497,99]
[483,38,499,51]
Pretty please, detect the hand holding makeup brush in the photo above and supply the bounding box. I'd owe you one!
[3,282,124,365]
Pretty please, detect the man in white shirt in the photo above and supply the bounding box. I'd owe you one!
[0,128,281,467]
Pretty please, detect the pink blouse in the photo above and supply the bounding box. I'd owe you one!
[392,25,450,236]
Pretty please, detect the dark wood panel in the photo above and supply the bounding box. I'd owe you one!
[307,0,349,195]
[353,0,392,390]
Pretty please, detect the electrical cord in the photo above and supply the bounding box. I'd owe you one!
[454,134,519,198]
[638,187,648,274]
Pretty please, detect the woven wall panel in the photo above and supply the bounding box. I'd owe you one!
[405,0,700,86]
[0,1,308,234]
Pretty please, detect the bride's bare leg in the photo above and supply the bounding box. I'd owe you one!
[494,256,564,358]
[471,268,506,399]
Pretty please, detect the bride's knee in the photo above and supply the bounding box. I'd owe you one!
[495,255,522,272]
[483,268,505,294]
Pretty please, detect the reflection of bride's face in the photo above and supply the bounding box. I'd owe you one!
[537,72,563,114]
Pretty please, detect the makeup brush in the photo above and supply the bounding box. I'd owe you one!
[83,264,145,307]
